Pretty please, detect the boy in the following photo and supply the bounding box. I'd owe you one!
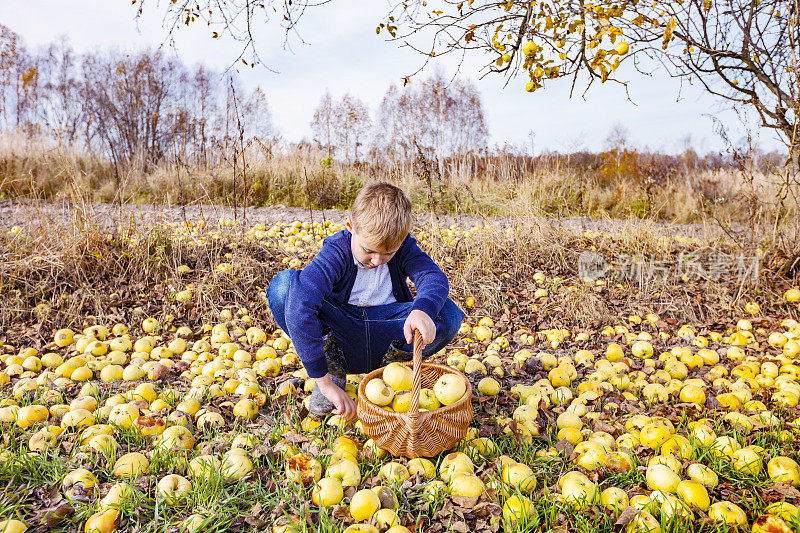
[267,182,464,421]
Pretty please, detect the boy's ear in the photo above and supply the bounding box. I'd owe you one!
[344,217,352,231]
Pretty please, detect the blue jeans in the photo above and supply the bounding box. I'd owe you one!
[266,269,465,374]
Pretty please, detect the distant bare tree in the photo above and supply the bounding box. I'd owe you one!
[39,37,90,143]
[373,71,488,169]
[310,90,336,160]
[335,94,371,163]
[242,86,277,142]
[82,49,181,170]
[0,24,19,128]
[603,122,631,152]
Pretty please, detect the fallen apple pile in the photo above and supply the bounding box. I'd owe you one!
[1,219,800,533]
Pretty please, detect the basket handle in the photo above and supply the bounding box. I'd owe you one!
[408,329,425,421]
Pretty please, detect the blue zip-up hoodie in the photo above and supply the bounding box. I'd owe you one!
[284,229,449,378]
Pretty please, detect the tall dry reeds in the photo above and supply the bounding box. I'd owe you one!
[0,130,797,257]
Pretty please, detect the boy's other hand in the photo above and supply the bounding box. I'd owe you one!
[316,375,357,421]
[404,309,436,347]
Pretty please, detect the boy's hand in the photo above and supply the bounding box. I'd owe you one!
[404,309,436,347]
[316,375,357,422]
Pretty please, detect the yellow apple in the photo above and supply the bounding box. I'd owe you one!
[312,477,344,507]
[708,501,748,524]
[15,404,50,430]
[54,328,74,347]
[752,515,793,533]
[0,520,27,533]
[501,463,537,492]
[679,385,706,404]
[373,508,400,530]
[113,452,149,479]
[382,363,413,392]
[478,377,500,395]
[765,502,800,523]
[342,526,379,533]
[87,434,118,458]
[601,487,629,514]
[62,468,98,499]
[732,447,763,474]
[380,462,410,484]
[188,455,222,481]
[784,288,800,302]
[556,412,582,429]
[675,480,710,511]
[418,388,441,411]
[646,464,680,493]
[433,374,467,406]
[390,391,411,413]
[196,411,224,430]
[100,483,133,508]
[232,398,259,420]
[768,457,800,486]
[181,514,208,533]
[326,458,361,486]
[449,473,486,497]
[221,451,253,481]
[632,341,653,359]
[639,422,672,450]
[626,510,660,533]
[659,494,692,520]
[407,458,436,478]
[561,477,600,510]
[108,403,139,430]
[502,495,533,523]
[156,425,195,452]
[711,435,741,458]
[467,437,498,457]
[285,453,322,486]
[133,415,165,437]
[605,451,634,473]
[28,429,57,452]
[365,378,395,406]
[156,474,192,505]
[349,488,381,521]
[439,453,474,483]
[84,509,118,533]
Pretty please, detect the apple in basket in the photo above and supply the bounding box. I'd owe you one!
[383,363,413,392]
[433,374,467,406]
[364,378,395,406]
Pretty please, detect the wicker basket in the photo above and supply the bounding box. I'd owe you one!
[357,332,473,458]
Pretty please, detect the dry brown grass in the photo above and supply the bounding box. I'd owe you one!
[1,133,798,340]
[419,213,789,329]
[2,133,797,230]
[2,199,798,349]
[0,208,280,337]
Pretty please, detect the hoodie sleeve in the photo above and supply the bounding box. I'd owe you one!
[399,234,450,319]
[284,237,349,379]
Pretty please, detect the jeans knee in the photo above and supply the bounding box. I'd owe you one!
[267,270,292,303]
[439,299,465,341]
[267,270,294,331]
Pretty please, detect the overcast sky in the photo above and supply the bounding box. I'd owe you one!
[2,0,787,154]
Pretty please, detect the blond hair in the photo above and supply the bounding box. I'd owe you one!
[350,182,412,251]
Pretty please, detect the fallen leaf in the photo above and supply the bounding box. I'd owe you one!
[615,506,640,526]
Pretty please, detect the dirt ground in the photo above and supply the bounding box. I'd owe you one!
[0,199,736,241]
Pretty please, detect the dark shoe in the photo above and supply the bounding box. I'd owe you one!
[309,334,348,417]
[381,339,413,366]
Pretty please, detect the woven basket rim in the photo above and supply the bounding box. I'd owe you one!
[357,361,473,419]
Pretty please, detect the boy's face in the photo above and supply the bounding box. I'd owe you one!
[345,216,399,269]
